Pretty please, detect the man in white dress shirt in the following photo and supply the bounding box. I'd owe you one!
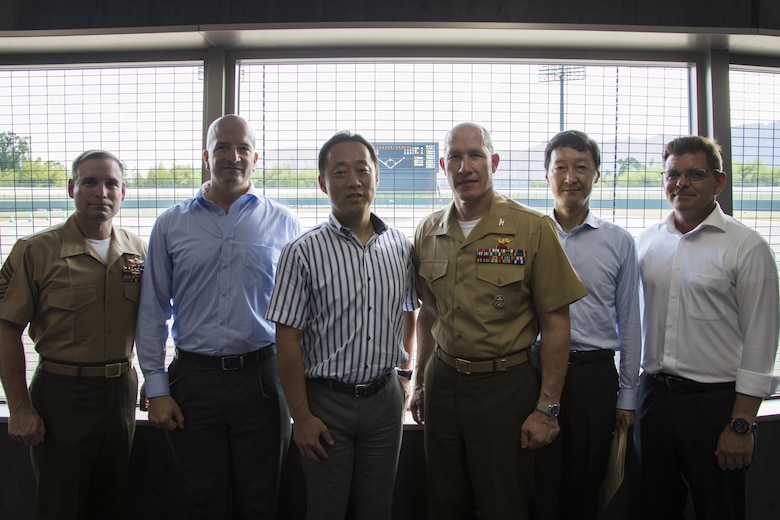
[635,135,779,520]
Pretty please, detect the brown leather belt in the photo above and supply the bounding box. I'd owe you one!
[39,359,131,378]
[435,346,529,374]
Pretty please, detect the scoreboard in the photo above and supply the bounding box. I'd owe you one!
[374,142,439,193]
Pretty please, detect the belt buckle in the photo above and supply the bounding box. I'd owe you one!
[455,358,472,374]
[354,383,370,398]
[663,374,685,392]
[221,355,242,371]
[104,363,122,378]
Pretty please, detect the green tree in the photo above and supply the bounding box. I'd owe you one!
[0,131,31,171]
[254,165,318,188]
[616,157,643,176]
[138,164,200,188]
[732,159,780,187]
[612,157,663,187]
[26,157,68,187]
[0,157,68,187]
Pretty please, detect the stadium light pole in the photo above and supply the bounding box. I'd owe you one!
[539,65,586,131]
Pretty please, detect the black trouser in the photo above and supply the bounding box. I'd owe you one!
[166,347,291,520]
[634,372,745,520]
[532,352,618,520]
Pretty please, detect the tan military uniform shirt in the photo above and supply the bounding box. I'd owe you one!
[0,215,146,363]
[415,191,587,359]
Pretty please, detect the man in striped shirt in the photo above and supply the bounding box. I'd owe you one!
[266,131,418,520]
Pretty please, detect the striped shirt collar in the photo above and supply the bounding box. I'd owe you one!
[326,212,388,239]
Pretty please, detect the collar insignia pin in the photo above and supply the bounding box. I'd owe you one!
[498,218,505,226]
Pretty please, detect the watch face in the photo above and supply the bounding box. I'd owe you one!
[731,418,751,435]
[537,403,560,418]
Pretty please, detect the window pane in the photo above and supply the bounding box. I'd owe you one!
[0,63,204,401]
[730,66,780,388]
[236,61,690,237]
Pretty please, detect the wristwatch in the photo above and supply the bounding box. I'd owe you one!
[396,368,413,380]
[729,417,757,435]
[535,402,560,419]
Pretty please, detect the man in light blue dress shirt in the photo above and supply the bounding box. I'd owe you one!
[136,114,300,519]
[266,131,418,520]
[532,130,641,520]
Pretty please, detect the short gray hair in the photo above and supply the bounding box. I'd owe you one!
[71,150,125,179]
[443,123,495,156]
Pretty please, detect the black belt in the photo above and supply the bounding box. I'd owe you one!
[311,372,392,398]
[568,349,615,365]
[175,346,275,371]
[649,371,735,393]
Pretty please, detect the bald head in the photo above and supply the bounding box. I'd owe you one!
[206,114,256,154]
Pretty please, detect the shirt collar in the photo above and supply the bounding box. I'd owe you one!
[664,202,727,235]
[195,181,261,208]
[59,214,143,261]
[327,212,388,239]
[429,191,517,244]
[550,209,599,234]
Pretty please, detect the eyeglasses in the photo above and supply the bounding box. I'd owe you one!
[661,168,722,183]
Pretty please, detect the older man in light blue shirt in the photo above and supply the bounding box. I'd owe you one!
[533,130,641,520]
[136,114,300,519]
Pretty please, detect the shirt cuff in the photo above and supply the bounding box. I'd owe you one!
[736,368,775,399]
[143,372,171,399]
[616,387,637,410]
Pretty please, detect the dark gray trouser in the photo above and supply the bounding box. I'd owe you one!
[30,367,138,520]
[301,375,405,520]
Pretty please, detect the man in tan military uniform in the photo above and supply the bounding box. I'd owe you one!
[411,123,587,520]
[0,150,146,519]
